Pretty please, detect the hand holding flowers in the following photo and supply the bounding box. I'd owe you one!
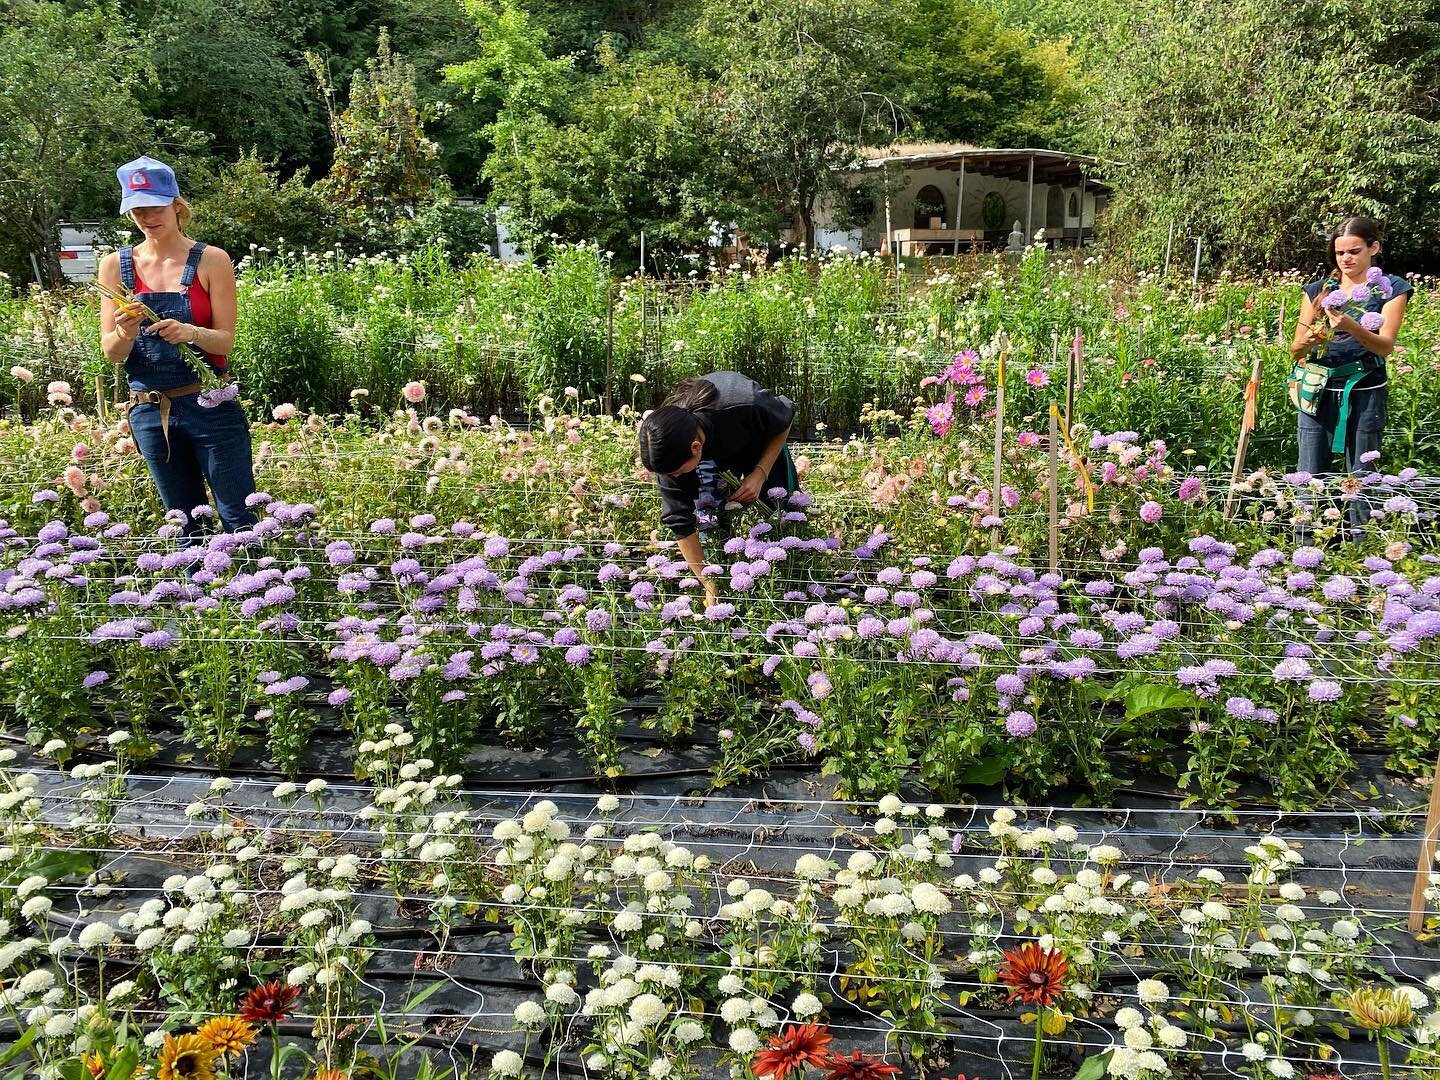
[1317,266,1393,338]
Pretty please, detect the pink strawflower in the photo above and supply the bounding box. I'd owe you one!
[403,381,427,404]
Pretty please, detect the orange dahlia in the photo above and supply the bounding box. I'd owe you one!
[197,1014,258,1056]
[751,1022,834,1080]
[998,942,1069,1008]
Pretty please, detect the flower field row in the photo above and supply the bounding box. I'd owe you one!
[0,389,1437,809]
[6,246,1440,469]
[4,749,1440,1080]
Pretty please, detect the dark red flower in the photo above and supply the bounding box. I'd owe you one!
[751,1023,834,1080]
[238,980,301,1024]
[822,1050,903,1080]
[998,942,1069,1007]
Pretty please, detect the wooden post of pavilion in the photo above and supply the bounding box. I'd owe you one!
[1025,154,1035,242]
[951,157,966,258]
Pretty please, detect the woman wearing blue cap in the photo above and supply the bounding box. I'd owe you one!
[98,155,257,533]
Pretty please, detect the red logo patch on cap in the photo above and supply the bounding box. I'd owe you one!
[129,171,150,190]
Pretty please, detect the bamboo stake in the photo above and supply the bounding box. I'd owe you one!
[94,375,106,423]
[1409,749,1440,933]
[1073,328,1085,391]
[1048,406,1060,572]
[1223,349,1265,520]
[990,345,1007,546]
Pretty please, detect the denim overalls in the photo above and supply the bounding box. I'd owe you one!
[120,243,256,533]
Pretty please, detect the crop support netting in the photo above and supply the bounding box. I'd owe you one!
[8,746,1440,1079]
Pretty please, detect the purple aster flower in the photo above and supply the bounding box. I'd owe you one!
[1139,500,1164,524]
[1308,680,1343,702]
[565,645,593,666]
[139,629,175,649]
[328,688,352,707]
[1005,710,1038,738]
[370,518,396,535]
[32,490,60,504]
[1224,696,1256,720]
[1291,546,1324,569]
[512,644,540,664]
[82,670,109,689]
[1272,657,1313,681]
[995,673,1026,695]
[807,671,832,700]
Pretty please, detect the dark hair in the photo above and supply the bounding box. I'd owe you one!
[1328,216,1382,267]
[638,378,718,473]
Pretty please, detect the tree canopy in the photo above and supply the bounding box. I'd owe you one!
[6,0,1440,278]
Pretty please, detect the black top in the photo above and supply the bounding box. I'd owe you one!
[656,371,796,539]
[1302,273,1413,390]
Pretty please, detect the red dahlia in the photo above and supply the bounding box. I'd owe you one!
[751,1023,834,1080]
[997,942,1069,1008]
[239,980,302,1024]
[822,1050,903,1080]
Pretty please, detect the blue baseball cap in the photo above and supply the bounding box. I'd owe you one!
[117,156,180,214]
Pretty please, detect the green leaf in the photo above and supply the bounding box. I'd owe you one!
[107,1046,140,1080]
[0,1027,37,1069]
[1071,1049,1115,1080]
[1124,683,1201,720]
[959,755,1009,785]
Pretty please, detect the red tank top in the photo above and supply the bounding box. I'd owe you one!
[132,264,227,369]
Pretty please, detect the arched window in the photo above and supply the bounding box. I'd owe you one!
[913,185,947,229]
[981,191,1008,231]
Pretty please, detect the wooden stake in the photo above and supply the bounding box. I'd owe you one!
[94,374,106,422]
[991,349,1006,545]
[1277,296,1288,345]
[1073,328,1085,391]
[1048,406,1060,572]
[604,286,614,416]
[1409,749,1440,933]
[1223,349,1264,520]
[1064,350,1076,431]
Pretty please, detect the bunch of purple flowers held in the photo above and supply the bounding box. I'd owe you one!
[3,455,1440,807]
[1318,265,1395,332]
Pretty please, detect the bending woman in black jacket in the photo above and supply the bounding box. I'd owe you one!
[638,371,797,606]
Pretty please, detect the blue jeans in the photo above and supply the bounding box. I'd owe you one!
[1297,383,1386,530]
[128,394,257,534]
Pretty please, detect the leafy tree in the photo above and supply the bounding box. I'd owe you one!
[0,1,201,284]
[188,151,332,255]
[881,0,1081,148]
[700,0,906,248]
[479,49,731,260]
[314,28,443,247]
[1082,0,1440,271]
[133,0,323,172]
